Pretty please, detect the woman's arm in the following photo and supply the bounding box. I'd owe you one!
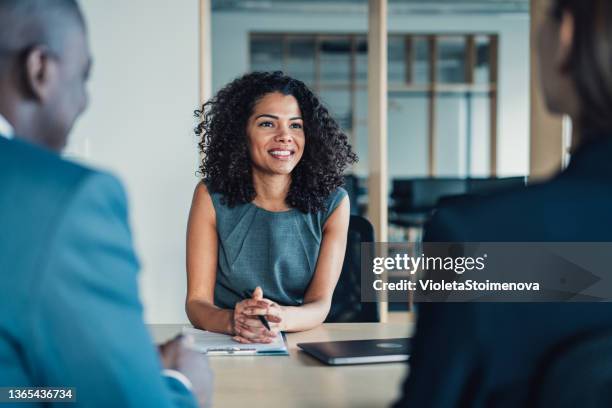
[185,183,234,334]
[186,183,276,342]
[254,195,350,333]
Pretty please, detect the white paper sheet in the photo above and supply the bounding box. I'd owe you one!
[182,327,288,355]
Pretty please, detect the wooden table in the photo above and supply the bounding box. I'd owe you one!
[150,322,413,408]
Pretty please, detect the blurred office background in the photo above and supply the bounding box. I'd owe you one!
[67,0,561,323]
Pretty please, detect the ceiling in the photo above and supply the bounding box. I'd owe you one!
[212,0,529,15]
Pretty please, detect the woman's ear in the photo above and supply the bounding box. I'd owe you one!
[557,9,575,73]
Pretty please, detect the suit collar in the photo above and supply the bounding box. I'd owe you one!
[565,133,612,178]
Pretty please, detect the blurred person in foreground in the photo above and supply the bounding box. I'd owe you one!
[394,0,612,407]
[0,0,211,406]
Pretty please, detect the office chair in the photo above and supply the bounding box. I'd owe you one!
[325,215,379,323]
[530,328,612,408]
[343,174,367,216]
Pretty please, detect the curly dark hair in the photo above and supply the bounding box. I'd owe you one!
[195,71,358,213]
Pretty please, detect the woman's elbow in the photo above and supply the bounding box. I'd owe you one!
[185,298,198,326]
[185,297,210,328]
[310,297,333,324]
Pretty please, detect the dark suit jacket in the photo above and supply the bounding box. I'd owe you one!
[393,134,612,408]
[0,137,197,407]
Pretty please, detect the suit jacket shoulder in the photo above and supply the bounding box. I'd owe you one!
[398,139,612,408]
[426,173,612,242]
[0,138,197,407]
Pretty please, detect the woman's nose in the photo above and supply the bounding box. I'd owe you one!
[275,125,293,143]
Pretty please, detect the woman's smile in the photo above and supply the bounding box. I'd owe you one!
[268,147,295,161]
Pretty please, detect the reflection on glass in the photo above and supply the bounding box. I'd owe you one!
[388,36,405,85]
[437,36,466,83]
[433,92,492,177]
[287,37,315,86]
[434,93,468,176]
[474,36,491,84]
[248,33,496,180]
[388,93,429,177]
[413,36,430,85]
[320,37,351,85]
[353,89,368,176]
[319,89,352,131]
[250,36,283,73]
[355,36,368,85]
[468,94,491,176]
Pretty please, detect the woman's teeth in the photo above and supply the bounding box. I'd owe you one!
[270,150,291,157]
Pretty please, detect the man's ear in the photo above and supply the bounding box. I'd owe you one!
[557,9,575,73]
[23,46,58,102]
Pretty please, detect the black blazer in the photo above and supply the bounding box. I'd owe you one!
[393,134,612,408]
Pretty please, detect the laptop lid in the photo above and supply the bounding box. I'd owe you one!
[297,338,410,365]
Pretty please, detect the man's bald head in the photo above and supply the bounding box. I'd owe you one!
[0,0,91,152]
[0,0,85,70]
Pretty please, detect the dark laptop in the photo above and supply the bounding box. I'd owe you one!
[297,338,410,365]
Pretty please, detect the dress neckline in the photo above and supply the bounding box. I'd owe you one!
[248,201,296,215]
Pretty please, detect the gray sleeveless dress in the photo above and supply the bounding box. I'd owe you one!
[209,187,347,309]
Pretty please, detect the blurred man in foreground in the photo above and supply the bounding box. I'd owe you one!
[0,1,211,406]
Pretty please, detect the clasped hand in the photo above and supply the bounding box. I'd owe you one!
[232,286,283,343]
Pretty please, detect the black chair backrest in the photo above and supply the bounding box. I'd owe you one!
[325,215,379,323]
[530,328,612,408]
[392,177,528,214]
[392,178,466,212]
[343,174,361,215]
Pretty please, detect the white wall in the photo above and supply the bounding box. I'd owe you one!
[212,11,531,177]
[67,0,200,324]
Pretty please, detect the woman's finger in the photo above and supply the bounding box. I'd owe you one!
[264,306,281,318]
[235,323,259,338]
[243,305,272,316]
[236,300,268,314]
[238,323,275,342]
[238,316,266,329]
[232,335,252,344]
[266,314,282,323]
[233,332,273,344]
[266,328,279,337]
[243,299,271,309]
[253,286,264,300]
[237,322,268,338]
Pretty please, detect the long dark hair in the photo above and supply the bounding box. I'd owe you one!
[195,71,357,213]
[552,0,612,134]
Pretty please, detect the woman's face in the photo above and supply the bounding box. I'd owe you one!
[246,92,306,177]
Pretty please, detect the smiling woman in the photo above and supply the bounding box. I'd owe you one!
[245,92,306,205]
[186,71,357,343]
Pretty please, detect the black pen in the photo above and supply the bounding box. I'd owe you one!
[242,290,271,331]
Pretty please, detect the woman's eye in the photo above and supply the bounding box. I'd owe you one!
[258,121,274,128]
[290,123,303,129]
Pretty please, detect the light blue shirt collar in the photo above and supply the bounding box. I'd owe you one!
[0,113,14,139]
